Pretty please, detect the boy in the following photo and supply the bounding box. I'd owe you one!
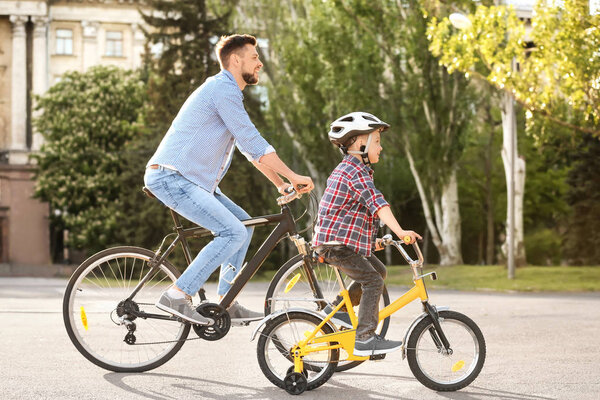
[313,111,422,357]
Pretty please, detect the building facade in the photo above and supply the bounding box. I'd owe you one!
[0,0,148,270]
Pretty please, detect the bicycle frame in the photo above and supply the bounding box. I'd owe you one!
[288,240,449,369]
[126,197,317,320]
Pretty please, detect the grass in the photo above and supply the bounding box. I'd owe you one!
[385,264,600,292]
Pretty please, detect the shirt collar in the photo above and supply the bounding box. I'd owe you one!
[220,69,243,98]
[343,154,373,175]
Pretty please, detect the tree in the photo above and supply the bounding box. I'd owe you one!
[239,0,474,265]
[428,0,600,267]
[32,66,146,253]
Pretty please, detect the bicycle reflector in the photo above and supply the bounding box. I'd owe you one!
[80,306,89,330]
[285,273,302,293]
[452,360,465,372]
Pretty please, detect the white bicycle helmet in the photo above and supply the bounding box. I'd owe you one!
[328,111,390,165]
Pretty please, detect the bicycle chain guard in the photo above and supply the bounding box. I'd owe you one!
[193,303,231,341]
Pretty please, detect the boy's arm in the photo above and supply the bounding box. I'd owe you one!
[376,206,422,244]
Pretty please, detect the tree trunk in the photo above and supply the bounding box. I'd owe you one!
[500,93,527,267]
[438,170,464,265]
[403,139,463,266]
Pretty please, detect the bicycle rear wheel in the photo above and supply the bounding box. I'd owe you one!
[63,246,191,372]
[257,311,338,391]
[407,310,486,391]
[265,254,390,372]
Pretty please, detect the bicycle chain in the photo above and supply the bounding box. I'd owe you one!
[123,302,205,346]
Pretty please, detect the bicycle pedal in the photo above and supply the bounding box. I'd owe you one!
[369,354,386,361]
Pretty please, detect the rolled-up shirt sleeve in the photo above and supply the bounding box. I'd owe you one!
[349,174,389,216]
[213,83,273,161]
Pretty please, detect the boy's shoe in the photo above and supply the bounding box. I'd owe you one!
[227,301,263,324]
[322,305,353,329]
[353,334,403,357]
[156,292,214,325]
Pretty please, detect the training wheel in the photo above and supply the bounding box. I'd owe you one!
[287,366,308,379]
[284,372,307,395]
[192,303,231,341]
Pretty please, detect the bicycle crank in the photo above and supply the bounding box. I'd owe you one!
[193,303,231,341]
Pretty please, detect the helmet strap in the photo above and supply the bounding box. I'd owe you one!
[347,132,373,166]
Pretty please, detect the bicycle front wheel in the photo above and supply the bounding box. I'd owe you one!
[63,246,191,372]
[407,310,486,391]
[265,254,390,372]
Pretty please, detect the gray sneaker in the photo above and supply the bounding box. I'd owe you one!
[227,301,263,324]
[354,334,402,357]
[322,305,353,329]
[156,292,214,325]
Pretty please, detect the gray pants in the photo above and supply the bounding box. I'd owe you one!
[316,245,387,340]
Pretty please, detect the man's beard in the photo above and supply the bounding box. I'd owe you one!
[242,71,258,85]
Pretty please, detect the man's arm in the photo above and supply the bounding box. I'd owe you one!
[251,160,290,194]
[257,152,314,193]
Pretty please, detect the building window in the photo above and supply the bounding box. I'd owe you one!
[56,29,73,55]
[105,31,123,57]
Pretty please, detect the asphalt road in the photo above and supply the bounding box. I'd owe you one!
[1,277,599,400]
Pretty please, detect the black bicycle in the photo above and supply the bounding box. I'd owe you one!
[63,187,390,372]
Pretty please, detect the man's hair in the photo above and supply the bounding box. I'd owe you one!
[215,34,257,69]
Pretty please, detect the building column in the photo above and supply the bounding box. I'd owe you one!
[31,16,48,152]
[9,15,28,164]
[81,20,99,71]
[130,23,146,69]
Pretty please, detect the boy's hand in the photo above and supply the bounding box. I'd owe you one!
[374,238,385,251]
[399,230,422,244]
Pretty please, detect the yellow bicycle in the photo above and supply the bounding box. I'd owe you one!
[254,236,486,394]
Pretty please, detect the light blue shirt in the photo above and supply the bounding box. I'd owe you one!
[147,70,275,193]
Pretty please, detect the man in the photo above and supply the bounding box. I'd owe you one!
[144,34,314,326]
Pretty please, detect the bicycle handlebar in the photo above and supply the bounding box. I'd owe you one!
[276,185,306,206]
[381,233,424,267]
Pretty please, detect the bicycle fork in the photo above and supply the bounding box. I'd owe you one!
[423,302,452,354]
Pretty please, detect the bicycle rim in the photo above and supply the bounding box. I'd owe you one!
[63,248,190,372]
[412,317,482,386]
[258,313,337,389]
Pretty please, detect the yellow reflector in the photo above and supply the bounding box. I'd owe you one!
[451,360,465,372]
[80,306,89,330]
[303,331,311,338]
[285,273,301,293]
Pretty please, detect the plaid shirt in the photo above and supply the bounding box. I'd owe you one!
[312,155,389,257]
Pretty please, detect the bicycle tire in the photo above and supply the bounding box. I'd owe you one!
[406,310,486,391]
[257,311,338,391]
[63,246,191,372]
[264,254,390,372]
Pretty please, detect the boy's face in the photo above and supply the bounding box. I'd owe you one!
[366,130,383,164]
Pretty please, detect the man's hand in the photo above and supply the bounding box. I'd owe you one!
[290,174,314,194]
[374,238,385,251]
[277,183,292,195]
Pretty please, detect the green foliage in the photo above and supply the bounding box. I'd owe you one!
[524,228,562,266]
[427,0,600,136]
[32,66,146,251]
[565,134,600,265]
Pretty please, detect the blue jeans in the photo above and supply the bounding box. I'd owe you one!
[144,167,253,297]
